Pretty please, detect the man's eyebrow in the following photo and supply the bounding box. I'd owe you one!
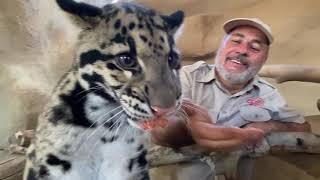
[230,33,245,38]
[252,39,263,44]
[252,39,268,45]
[231,33,268,45]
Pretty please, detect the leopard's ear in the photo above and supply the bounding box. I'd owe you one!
[56,0,103,29]
[162,10,184,34]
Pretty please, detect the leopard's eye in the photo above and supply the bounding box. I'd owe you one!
[115,53,137,69]
[168,52,180,69]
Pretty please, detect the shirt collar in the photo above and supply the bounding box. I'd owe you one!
[231,77,259,97]
[195,64,216,83]
[195,64,261,95]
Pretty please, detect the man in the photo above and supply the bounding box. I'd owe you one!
[151,18,311,180]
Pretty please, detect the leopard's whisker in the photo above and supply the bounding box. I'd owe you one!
[176,109,191,124]
[122,125,131,141]
[75,88,104,103]
[74,109,124,153]
[88,106,123,129]
[114,116,126,137]
[75,85,101,96]
[84,109,124,141]
[181,104,207,116]
[73,106,123,151]
[86,114,125,160]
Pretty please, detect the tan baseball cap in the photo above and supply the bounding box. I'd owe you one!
[223,18,273,44]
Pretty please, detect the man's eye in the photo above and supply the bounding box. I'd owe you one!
[115,53,137,69]
[250,47,260,52]
[250,43,262,52]
[231,39,241,44]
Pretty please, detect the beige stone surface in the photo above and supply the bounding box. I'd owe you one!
[0,0,76,146]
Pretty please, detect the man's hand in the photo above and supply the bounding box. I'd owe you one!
[150,115,194,148]
[151,100,265,151]
[181,101,265,151]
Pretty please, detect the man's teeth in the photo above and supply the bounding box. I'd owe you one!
[230,59,242,65]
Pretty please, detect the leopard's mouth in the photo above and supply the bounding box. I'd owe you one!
[138,118,168,130]
[125,110,168,130]
[124,106,170,130]
[119,92,181,130]
[137,100,182,130]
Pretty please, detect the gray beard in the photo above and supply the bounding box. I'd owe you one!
[215,61,258,85]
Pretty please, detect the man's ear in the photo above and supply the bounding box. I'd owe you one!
[56,0,103,29]
[162,10,184,34]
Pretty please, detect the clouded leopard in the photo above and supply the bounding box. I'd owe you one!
[23,0,184,179]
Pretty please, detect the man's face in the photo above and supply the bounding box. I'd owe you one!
[215,25,269,85]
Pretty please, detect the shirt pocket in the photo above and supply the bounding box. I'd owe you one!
[239,105,271,122]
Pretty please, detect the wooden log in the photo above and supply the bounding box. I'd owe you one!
[147,132,320,176]
[3,130,320,177]
[267,132,320,153]
[0,151,25,180]
[259,64,320,83]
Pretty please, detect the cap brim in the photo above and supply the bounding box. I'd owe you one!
[223,18,273,44]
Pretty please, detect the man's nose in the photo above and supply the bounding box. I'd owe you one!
[235,43,249,56]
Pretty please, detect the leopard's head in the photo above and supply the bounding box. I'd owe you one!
[56,0,184,129]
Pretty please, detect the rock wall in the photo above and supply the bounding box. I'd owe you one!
[0,0,76,146]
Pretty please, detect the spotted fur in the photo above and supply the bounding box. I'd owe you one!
[23,1,183,180]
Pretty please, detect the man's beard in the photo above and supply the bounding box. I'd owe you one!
[215,54,261,85]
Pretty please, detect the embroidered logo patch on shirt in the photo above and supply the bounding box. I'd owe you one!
[247,97,264,107]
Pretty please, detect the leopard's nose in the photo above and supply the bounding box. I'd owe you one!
[150,106,175,117]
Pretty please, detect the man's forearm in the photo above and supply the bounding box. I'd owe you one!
[268,121,311,132]
[244,121,311,134]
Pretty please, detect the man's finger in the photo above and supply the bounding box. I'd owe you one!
[181,100,207,116]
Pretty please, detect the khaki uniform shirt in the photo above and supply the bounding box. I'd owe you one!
[180,61,305,127]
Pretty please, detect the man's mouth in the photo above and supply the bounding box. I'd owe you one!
[226,57,247,65]
[225,57,248,71]
[230,59,242,65]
